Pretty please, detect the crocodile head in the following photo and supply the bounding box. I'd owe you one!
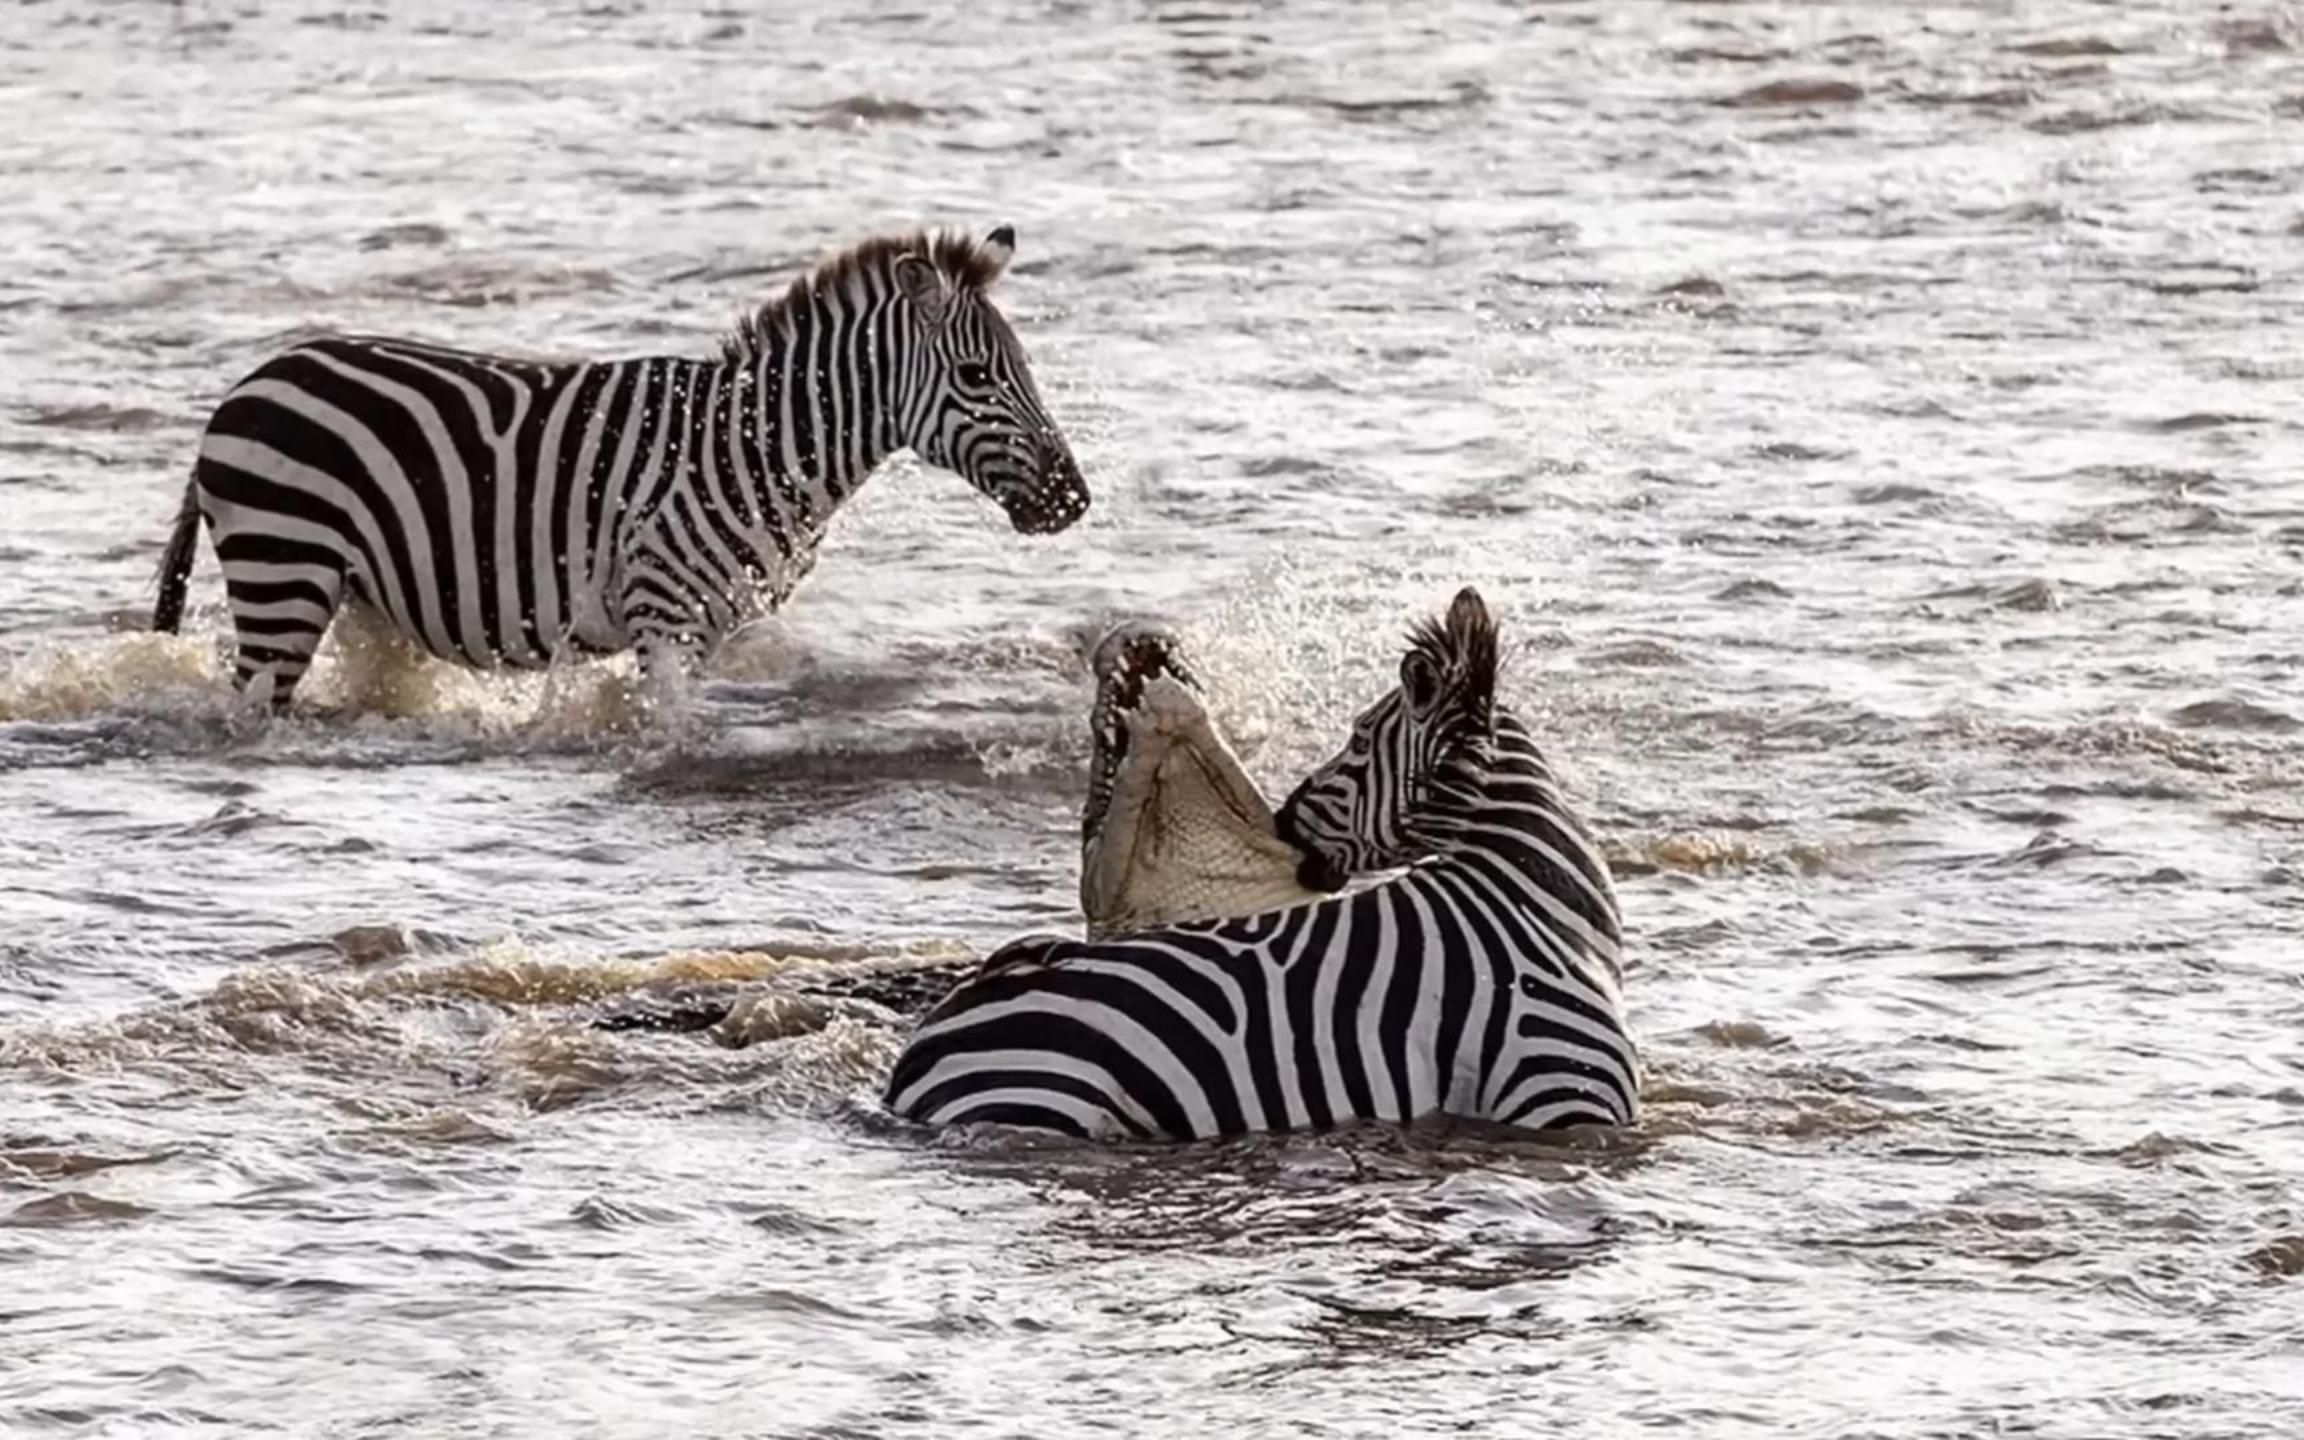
[1077,622,1319,938]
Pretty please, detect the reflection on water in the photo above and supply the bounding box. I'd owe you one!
[8,0,2304,1434]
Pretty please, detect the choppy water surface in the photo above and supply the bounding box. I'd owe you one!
[5,1,2304,1434]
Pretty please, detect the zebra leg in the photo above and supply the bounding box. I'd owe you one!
[214,535,348,712]
[633,626,707,725]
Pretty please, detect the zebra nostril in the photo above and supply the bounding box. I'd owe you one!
[1030,458,1089,529]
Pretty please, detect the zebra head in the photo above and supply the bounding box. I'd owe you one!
[894,226,1089,535]
[1275,587,1500,892]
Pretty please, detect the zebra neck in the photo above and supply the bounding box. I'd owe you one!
[734,295,906,523]
[1422,723,1575,850]
[1417,715,1621,936]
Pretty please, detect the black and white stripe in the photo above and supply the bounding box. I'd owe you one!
[151,225,1087,705]
[883,587,1638,1140]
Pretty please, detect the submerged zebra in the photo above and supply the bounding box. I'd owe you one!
[151,225,1087,707]
[884,587,1640,1140]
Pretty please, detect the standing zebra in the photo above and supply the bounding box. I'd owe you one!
[151,225,1088,707]
[883,587,1639,1140]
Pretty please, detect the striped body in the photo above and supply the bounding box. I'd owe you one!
[884,711,1638,1141]
[154,227,1086,705]
[195,338,822,677]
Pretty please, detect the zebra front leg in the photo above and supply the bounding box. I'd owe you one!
[632,626,708,729]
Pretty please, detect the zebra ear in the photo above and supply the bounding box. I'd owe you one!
[981,225,1016,280]
[1445,587,1498,731]
[895,253,951,327]
[1446,587,1490,639]
[1400,650,1443,715]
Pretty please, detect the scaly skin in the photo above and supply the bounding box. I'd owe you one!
[1078,625,1316,938]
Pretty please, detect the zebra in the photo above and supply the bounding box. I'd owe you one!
[150,225,1088,708]
[882,586,1639,1141]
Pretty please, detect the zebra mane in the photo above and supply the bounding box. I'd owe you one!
[722,229,1006,362]
[1406,586,1501,746]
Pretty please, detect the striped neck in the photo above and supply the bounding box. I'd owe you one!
[730,274,912,520]
[1420,711,1557,815]
[1417,711,1625,966]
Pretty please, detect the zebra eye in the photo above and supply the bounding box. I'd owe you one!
[957,361,993,390]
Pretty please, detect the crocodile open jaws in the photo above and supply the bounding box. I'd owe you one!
[1077,621,1317,938]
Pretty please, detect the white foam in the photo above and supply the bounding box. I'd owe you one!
[0,630,234,723]
[0,618,657,742]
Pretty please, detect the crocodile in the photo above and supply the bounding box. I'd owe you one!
[1074,620,1317,939]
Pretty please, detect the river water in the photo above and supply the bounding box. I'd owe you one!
[4,1,2303,1435]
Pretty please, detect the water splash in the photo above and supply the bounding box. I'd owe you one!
[0,630,230,723]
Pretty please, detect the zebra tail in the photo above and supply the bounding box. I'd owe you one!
[151,478,202,633]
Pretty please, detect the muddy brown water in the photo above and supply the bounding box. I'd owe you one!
[4,2,2303,1436]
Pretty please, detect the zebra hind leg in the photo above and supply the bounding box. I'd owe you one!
[215,538,348,713]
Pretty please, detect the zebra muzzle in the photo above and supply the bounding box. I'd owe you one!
[1293,850,1352,894]
[1274,799,1352,893]
[1009,447,1090,534]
